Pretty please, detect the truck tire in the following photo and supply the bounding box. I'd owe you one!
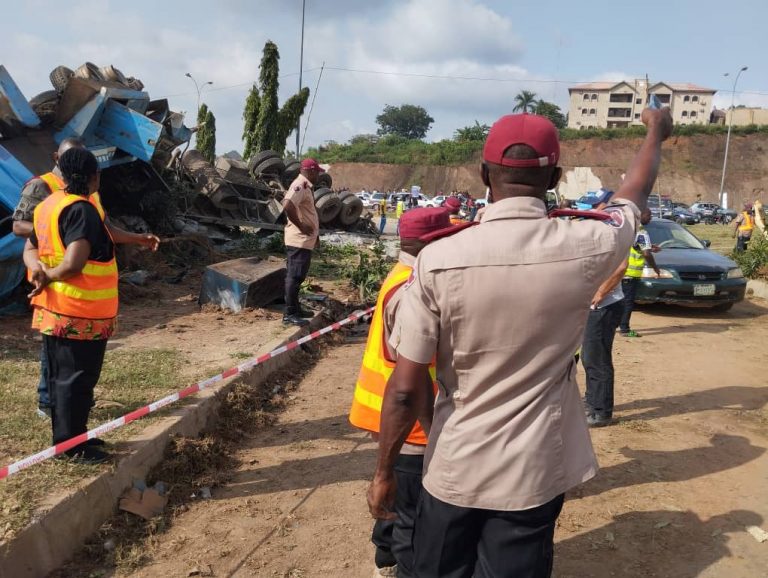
[49,66,73,93]
[74,62,104,81]
[253,157,285,177]
[316,172,333,189]
[125,77,145,91]
[338,190,357,201]
[313,187,333,202]
[338,194,364,225]
[247,150,280,174]
[315,193,342,224]
[29,91,59,125]
[282,160,301,185]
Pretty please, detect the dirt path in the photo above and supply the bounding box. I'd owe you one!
[127,299,768,578]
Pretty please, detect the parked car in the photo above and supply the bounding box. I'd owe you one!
[670,206,700,225]
[634,219,746,311]
[355,191,373,207]
[648,196,674,220]
[389,192,430,209]
[427,195,447,208]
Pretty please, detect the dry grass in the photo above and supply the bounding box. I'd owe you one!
[686,223,735,257]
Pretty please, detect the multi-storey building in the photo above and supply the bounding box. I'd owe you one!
[567,79,716,129]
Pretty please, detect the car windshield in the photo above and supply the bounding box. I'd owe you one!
[646,222,706,249]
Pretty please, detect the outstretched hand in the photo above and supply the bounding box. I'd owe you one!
[641,108,673,141]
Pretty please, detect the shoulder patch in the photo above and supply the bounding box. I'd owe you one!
[294,185,302,192]
[602,207,626,228]
[403,270,417,290]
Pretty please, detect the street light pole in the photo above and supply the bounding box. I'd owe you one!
[296,0,306,158]
[185,72,213,116]
[718,65,748,207]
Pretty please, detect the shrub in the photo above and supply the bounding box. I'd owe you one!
[732,233,768,280]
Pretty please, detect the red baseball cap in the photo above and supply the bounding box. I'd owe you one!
[301,158,324,172]
[483,114,560,168]
[399,208,452,240]
[444,197,461,212]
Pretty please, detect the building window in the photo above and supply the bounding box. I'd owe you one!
[682,111,688,117]
[692,95,699,102]
[690,111,697,118]
[589,108,596,115]
[591,94,598,101]
[634,113,640,119]
[684,95,690,102]
[657,94,671,104]
[636,98,642,105]
[582,108,588,115]
[583,94,589,101]
[579,126,585,130]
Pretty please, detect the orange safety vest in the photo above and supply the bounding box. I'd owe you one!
[38,171,106,221]
[449,216,463,225]
[30,190,119,319]
[738,212,754,234]
[349,262,437,445]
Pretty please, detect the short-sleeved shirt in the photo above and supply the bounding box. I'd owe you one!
[734,212,752,237]
[13,170,59,222]
[283,174,319,250]
[30,199,114,262]
[389,196,639,511]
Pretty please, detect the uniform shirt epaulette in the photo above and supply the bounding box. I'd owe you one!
[419,220,478,243]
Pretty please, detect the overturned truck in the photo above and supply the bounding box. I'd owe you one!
[0,62,376,303]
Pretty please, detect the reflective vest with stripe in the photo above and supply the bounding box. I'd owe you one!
[349,262,437,445]
[738,212,754,234]
[31,190,119,319]
[624,228,647,279]
[38,172,106,221]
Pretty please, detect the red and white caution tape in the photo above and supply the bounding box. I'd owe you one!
[0,307,374,481]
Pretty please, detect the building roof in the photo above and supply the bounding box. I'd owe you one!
[569,81,716,94]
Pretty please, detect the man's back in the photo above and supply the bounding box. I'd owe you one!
[391,196,637,510]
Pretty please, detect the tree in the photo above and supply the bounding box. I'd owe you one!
[513,90,538,113]
[375,104,434,139]
[196,103,216,163]
[241,40,310,159]
[533,100,567,129]
[454,120,490,142]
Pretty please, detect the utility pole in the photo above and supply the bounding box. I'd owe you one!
[295,0,306,159]
[719,66,748,208]
[185,72,213,115]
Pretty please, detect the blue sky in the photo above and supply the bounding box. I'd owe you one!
[2,0,765,156]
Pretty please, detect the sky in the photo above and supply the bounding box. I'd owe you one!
[2,0,766,156]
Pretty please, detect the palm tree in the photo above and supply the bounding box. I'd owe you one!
[513,90,538,113]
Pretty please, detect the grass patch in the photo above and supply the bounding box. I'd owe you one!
[0,346,184,543]
[686,223,734,257]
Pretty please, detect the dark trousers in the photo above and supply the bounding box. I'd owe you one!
[38,347,50,409]
[371,454,424,574]
[413,491,565,578]
[284,246,312,316]
[582,302,622,419]
[379,216,387,235]
[735,235,750,252]
[618,277,639,333]
[44,335,107,446]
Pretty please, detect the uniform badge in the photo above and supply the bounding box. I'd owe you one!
[294,185,301,192]
[602,207,625,228]
[403,271,417,290]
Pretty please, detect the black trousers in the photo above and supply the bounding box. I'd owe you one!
[618,277,639,333]
[284,246,312,316]
[371,454,424,574]
[43,335,107,446]
[582,302,622,418]
[413,491,565,578]
[735,235,750,252]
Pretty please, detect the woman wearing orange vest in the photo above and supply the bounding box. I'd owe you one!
[350,208,474,578]
[23,148,118,464]
[733,203,755,252]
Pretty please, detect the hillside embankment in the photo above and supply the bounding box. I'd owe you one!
[327,132,768,206]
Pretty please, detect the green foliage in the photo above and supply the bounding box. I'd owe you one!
[454,121,490,142]
[513,90,537,113]
[534,100,567,129]
[196,103,216,163]
[344,242,391,302]
[242,40,310,158]
[376,104,434,139]
[731,233,768,279]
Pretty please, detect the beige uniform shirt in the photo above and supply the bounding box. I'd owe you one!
[12,166,61,222]
[283,174,319,250]
[390,196,639,511]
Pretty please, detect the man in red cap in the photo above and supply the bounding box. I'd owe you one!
[444,197,463,225]
[350,208,474,578]
[281,159,322,326]
[368,108,673,577]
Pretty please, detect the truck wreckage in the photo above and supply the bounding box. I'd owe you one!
[0,62,374,304]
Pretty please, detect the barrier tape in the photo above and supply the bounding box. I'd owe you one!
[0,307,375,481]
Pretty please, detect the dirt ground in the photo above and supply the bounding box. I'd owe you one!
[111,298,768,578]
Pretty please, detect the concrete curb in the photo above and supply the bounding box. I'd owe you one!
[0,314,332,578]
[747,279,768,300]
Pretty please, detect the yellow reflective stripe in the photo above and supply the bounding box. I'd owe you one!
[354,384,383,412]
[82,261,118,276]
[48,282,118,301]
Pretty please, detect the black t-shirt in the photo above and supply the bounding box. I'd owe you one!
[31,199,114,262]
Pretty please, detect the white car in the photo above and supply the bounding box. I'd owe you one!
[356,191,373,207]
[427,195,447,208]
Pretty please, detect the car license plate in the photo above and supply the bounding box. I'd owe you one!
[694,284,716,296]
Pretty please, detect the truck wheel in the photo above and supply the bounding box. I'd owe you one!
[247,150,280,173]
[49,66,73,93]
[338,194,364,225]
[316,172,333,189]
[282,160,301,185]
[313,187,332,202]
[125,77,145,91]
[253,157,285,178]
[29,91,59,125]
[315,193,342,224]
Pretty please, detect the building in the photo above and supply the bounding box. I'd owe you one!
[567,80,716,129]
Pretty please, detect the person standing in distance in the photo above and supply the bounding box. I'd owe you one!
[368,107,673,578]
[282,158,321,327]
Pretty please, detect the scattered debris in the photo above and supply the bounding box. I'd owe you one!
[747,525,768,543]
[122,270,151,287]
[118,481,168,520]
[199,487,212,500]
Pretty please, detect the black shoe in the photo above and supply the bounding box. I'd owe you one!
[86,437,106,446]
[298,308,314,319]
[283,314,309,327]
[587,414,613,428]
[60,445,111,465]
